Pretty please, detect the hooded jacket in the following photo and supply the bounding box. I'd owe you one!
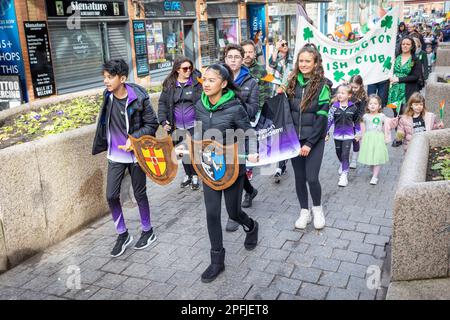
[327,100,361,140]
[234,66,259,121]
[92,83,158,156]
[158,70,202,132]
[195,90,254,175]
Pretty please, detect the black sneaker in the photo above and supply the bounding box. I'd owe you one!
[111,231,133,257]
[242,188,258,208]
[134,229,157,250]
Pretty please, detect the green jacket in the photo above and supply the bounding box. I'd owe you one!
[247,60,272,109]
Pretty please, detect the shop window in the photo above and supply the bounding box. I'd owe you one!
[268,16,287,45]
[216,18,238,61]
[146,20,183,71]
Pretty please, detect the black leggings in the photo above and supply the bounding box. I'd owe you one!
[291,139,325,209]
[243,175,254,194]
[352,139,360,152]
[334,139,353,173]
[203,175,253,251]
[174,128,195,176]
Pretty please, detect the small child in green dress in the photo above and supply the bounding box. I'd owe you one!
[358,94,397,185]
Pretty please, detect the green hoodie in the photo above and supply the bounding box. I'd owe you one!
[296,72,331,117]
[201,90,235,112]
[297,73,309,87]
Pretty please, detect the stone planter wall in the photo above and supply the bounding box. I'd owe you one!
[425,72,450,128]
[436,44,450,68]
[391,129,450,281]
[0,91,161,272]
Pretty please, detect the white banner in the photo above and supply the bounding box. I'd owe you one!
[294,8,399,87]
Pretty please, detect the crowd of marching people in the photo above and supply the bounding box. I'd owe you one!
[92,17,448,283]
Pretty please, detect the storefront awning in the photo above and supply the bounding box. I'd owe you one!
[207,3,239,19]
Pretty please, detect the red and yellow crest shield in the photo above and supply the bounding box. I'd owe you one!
[129,135,177,185]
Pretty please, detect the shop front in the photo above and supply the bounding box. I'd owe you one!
[206,2,240,63]
[46,0,132,94]
[268,2,297,57]
[143,0,197,81]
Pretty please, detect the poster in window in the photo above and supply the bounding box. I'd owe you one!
[148,45,156,62]
[153,22,164,43]
[156,44,165,61]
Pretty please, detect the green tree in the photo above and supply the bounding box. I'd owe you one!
[333,70,345,82]
[383,56,392,72]
[381,16,393,32]
[303,27,314,42]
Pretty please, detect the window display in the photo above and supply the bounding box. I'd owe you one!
[145,20,183,70]
[216,18,238,60]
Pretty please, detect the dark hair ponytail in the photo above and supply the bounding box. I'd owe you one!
[206,63,240,94]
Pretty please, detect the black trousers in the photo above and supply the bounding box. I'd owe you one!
[367,80,389,107]
[278,160,288,172]
[243,175,254,194]
[291,139,325,209]
[106,160,151,233]
[203,175,253,251]
[174,128,195,176]
[334,139,353,173]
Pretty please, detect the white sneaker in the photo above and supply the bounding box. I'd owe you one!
[338,173,348,187]
[349,159,357,169]
[312,206,326,230]
[338,164,343,175]
[295,209,312,229]
[370,177,378,185]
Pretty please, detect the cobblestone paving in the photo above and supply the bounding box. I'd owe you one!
[0,112,403,300]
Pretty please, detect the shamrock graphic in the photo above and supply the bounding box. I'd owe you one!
[381,15,393,32]
[303,27,314,42]
[348,68,360,77]
[383,56,392,72]
[333,70,345,82]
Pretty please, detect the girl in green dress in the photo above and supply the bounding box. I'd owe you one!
[359,95,397,185]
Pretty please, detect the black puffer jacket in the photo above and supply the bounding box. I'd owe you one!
[289,78,331,148]
[194,94,253,175]
[237,74,259,121]
[92,83,158,155]
[158,70,203,132]
[352,96,367,121]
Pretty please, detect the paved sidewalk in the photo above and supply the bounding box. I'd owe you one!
[0,114,404,300]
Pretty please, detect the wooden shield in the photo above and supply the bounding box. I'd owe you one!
[188,137,240,191]
[129,135,177,185]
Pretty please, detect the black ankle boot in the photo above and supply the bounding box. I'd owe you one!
[244,219,259,250]
[201,248,225,283]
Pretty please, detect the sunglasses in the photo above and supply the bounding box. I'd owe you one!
[281,43,288,47]
[180,66,192,72]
